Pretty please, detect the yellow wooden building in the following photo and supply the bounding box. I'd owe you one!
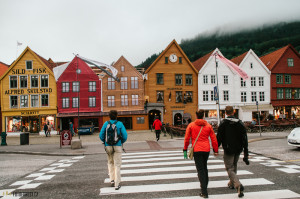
[144,40,198,127]
[0,47,57,134]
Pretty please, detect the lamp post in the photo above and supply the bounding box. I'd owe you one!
[76,66,81,139]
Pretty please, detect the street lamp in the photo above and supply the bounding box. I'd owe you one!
[76,66,81,139]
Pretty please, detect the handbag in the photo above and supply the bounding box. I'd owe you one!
[188,126,203,160]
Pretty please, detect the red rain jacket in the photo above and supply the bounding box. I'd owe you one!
[153,119,162,130]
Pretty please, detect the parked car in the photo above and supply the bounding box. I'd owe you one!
[287,127,300,148]
[77,125,95,135]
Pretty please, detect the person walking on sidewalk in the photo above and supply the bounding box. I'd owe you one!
[99,110,127,190]
[217,106,249,198]
[183,109,219,198]
[69,121,75,136]
[43,123,48,137]
[153,116,162,141]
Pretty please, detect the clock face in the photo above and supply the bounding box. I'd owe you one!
[169,54,177,63]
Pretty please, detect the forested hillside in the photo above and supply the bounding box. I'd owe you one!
[136,21,300,69]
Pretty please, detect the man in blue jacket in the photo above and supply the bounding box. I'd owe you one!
[99,110,127,190]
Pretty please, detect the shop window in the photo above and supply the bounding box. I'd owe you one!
[31,75,38,88]
[176,91,183,103]
[20,95,28,108]
[121,95,128,106]
[73,97,79,108]
[62,82,69,92]
[41,115,55,131]
[108,78,115,90]
[31,95,39,107]
[175,74,183,85]
[121,77,128,89]
[186,74,193,85]
[41,94,49,107]
[73,81,80,92]
[132,95,138,106]
[89,81,96,92]
[156,73,164,85]
[137,117,145,124]
[186,91,193,103]
[89,97,96,107]
[41,75,48,88]
[157,91,164,103]
[10,76,18,89]
[10,96,18,108]
[26,60,33,70]
[108,96,115,107]
[6,116,21,132]
[62,98,69,108]
[20,76,28,88]
[131,77,138,89]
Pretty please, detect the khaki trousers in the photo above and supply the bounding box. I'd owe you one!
[105,146,122,187]
[223,152,242,189]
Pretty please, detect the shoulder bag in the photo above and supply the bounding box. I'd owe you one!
[188,126,203,160]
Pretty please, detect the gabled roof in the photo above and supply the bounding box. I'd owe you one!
[260,44,300,70]
[231,51,248,65]
[145,39,198,74]
[53,62,70,81]
[113,55,142,78]
[0,61,9,77]
[192,50,214,71]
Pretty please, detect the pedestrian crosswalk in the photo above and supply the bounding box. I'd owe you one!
[99,150,300,198]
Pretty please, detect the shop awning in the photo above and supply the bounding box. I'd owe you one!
[240,104,273,111]
[57,112,102,117]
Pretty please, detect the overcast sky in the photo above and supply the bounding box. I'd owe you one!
[0,0,300,66]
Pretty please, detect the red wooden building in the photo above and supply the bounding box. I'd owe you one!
[260,44,300,119]
[54,56,102,131]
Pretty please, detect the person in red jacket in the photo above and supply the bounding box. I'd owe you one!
[152,116,162,141]
[183,109,218,198]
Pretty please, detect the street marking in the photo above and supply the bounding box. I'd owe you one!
[122,153,182,159]
[123,156,213,163]
[156,189,300,199]
[104,170,252,183]
[34,175,55,181]
[72,156,85,159]
[122,159,222,168]
[57,163,72,167]
[58,159,79,163]
[40,167,56,171]
[10,180,32,186]
[100,178,273,195]
[283,165,300,169]
[47,169,65,173]
[17,183,42,189]
[50,163,65,167]
[121,165,224,174]
[26,173,45,178]
[122,150,182,156]
[276,168,300,174]
[260,162,282,167]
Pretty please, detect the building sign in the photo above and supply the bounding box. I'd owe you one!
[60,130,72,148]
[5,88,53,95]
[11,68,47,75]
[21,111,39,116]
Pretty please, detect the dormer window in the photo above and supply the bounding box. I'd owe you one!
[121,66,125,72]
[26,61,32,70]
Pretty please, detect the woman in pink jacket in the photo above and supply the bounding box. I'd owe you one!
[183,109,218,198]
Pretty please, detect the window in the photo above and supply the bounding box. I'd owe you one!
[211,75,216,84]
[259,92,265,101]
[179,57,182,64]
[41,94,49,107]
[285,75,291,84]
[251,77,256,86]
[185,74,192,85]
[121,95,128,106]
[121,66,125,72]
[165,57,168,64]
[20,76,27,88]
[285,88,292,99]
[241,92,247,102]
[62,82,69,92]
[250,63,253,69]
[26,60,32,70]
[276,74,283,84]
[89,81,96,92]
[175,74,182,85]
[121,77,128,89]
[277,88,283,99]
[295,89,300,99]
[73,97,79,108]
[137,117,145,124]
[157,91,164,102]
[251,92,257,102]
[31,95,39,107]
[73,82,80,92]
[223,91,229,101]
[131,77,138,89]
[31,75,38,88]
[186,91,193,103]
[203,75,208,84]
[10,96,18,108]
[156,73,164,84]
[20,95,28,108]
[108,96,115,107]
[240,78,246,87]
[288,58,294,67]
[176,91,183,103]
[223,76,228,84]
[211,91,214,101]
[203,91,209,101]
[89,97,96,107]
[259,77,264,86]
[62,98,69,108]
[132,95,138,106]
[41,75,48,88]
[108,78,115,90]
[10,76,18,88]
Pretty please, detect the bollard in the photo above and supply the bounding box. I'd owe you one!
[1,132,7,146]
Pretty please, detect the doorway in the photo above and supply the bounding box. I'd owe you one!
[174,113,182,126]
[148,110,161,129]
[61,118,74,131]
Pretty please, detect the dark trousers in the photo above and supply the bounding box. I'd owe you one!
[194,151,210,195]
[155,130,161,140]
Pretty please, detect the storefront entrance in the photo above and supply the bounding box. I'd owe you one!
[148,110,161,129]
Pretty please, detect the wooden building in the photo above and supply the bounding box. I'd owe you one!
[0,61,9,132]
[0,47,57,134]
[144,40,198,127]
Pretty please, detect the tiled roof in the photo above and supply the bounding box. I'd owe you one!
[192,50,214,71]
[32,50,54,71]
[260,45,290,70]
[0,61,9,77]
[231,51,248,65]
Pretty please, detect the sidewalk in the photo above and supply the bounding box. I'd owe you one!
[0,130,290,156]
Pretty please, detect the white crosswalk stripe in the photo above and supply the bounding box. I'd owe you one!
[99,150,300,198]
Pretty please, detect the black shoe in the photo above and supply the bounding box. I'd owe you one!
[200,193,208,198]
[110,180,114,187]
[115,185,121,190]
[238,185,244,198]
